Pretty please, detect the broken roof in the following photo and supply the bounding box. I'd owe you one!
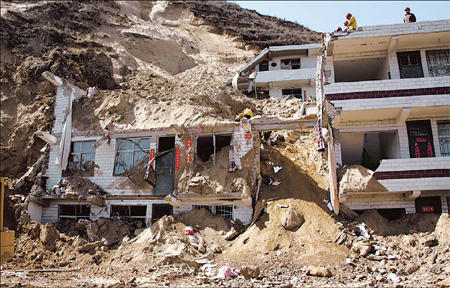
[238,43,322,75]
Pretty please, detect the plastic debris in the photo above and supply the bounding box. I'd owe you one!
[388,273,400,283]
[215,265,239,279]
[273,166,282,173]
[357,222,371,239]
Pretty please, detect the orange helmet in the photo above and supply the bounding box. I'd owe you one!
[344,21,349,26]
[405,7,410,11]
[250,106,256,112]
[346,13,352,18]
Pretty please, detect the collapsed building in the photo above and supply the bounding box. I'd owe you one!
[235,19,450,217]
[25,71,317,226]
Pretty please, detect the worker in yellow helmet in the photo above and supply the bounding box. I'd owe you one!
[235,106,256,122]
[345,13,357,31]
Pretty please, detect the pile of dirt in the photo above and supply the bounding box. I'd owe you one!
[177,146,252,198]
[356,209,440,236]
[338,165,388,193]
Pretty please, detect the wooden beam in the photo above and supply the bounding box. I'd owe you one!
[34,131,58,145]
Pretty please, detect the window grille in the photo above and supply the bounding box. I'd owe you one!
[192,205,213,213]
[215,205,233,219]
[438,121,450,157]
[426,49,450,77]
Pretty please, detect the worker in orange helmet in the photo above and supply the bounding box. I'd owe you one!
[403,7,416,23]
[345,13,357,30]
[235,106,256,121]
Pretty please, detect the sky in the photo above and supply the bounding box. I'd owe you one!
[232,1,450,33]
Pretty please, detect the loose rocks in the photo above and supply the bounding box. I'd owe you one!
[281,208,304,231]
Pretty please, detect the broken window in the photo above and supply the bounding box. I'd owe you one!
[397,51,424,79]
[438,121,450,157]
[215,205,233,219]
[114,138,151,175]
[192,205,213,213]
[111,205,147,226]
[196,134,232,162]
[59,204,90,220]
[406,120,435,158]
[259,60,269,72]
[281,58,301,70]
[282,88,302,99]
[151,204,173,223]
[426,49,450,77]
[64,141,95,176]
[341,131,400,170]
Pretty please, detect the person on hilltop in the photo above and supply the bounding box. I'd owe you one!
[345,13,357,30]
[403,7,416,23]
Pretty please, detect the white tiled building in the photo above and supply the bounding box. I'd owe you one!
[327,20,450,216]
[236,19,450,217]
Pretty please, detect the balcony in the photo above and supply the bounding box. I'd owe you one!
[326,76,450,123]
[254,68,316,87]
[374,157,450,193]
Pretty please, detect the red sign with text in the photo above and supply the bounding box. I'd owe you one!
[244,133,252,139]
[175,147,180,171]
[150,149,155,168]
[186,137,192,164]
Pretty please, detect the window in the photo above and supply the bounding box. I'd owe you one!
[426,49,450,77]
[59,205,90,220]
[191,204,233,219]
[397,51,424,79]
[259,60,269,72]
[151,204,173,223]
[111,205,146,218]
[192,205,213,213]
[282,88,302,99]
[406,120,434,158]
[114,138,151,175]
[64,141,95,176]
[215,205,233,219]
[438,121,450,156]
[281,58,301,70]
[196,134,232,162]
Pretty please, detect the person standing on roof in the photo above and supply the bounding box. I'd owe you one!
[403,7,416,23]
[345,13,357,30]
[235,106,256,122]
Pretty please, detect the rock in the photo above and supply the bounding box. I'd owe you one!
[73,237,88,247]
[40,223,60,252]
[75,219,90,231]
[422,237,437,247]
[306,266,332,277]
[403,235,416,247]
[281,208,304,231]
[405,263,419,275]
[367,255,387,261]
[241,265,260,279]
[352,241,372,256]
[224,227,239,241]
[375,275,385,282]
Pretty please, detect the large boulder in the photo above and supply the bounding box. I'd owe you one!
[281,208,304,231]
[40,223,60,252]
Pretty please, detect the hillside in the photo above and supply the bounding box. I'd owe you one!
[0,0,321,177]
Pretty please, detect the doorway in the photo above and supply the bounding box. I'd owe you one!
[153,137,175,195]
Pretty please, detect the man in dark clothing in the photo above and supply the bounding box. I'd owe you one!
[403,7,416,23]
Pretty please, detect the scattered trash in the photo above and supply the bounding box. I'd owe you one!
[388,273,400,283]
[201,261,217,277]
[272,181,281,186]
[215,266,239,279]
[277,204,289,208]
[357,222,371,239]
[273,166,282,173]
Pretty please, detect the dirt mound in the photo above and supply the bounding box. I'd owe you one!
[435,213,450,245]
[338,165,388,193]
[177,146,252,198]
[356,210,440,236]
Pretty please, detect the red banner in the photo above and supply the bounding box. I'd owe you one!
[150,149,155,168]
[244,133,252,139]
[186,137,192,164]
[175,147,180,171]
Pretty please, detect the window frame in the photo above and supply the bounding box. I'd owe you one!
[426,49,450,77]
[58,204,91,220]
[64,141,96,177]
[113,137,151,176]
[437,121,450,157]
[280,58,301,70]
[281,88,303,100]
